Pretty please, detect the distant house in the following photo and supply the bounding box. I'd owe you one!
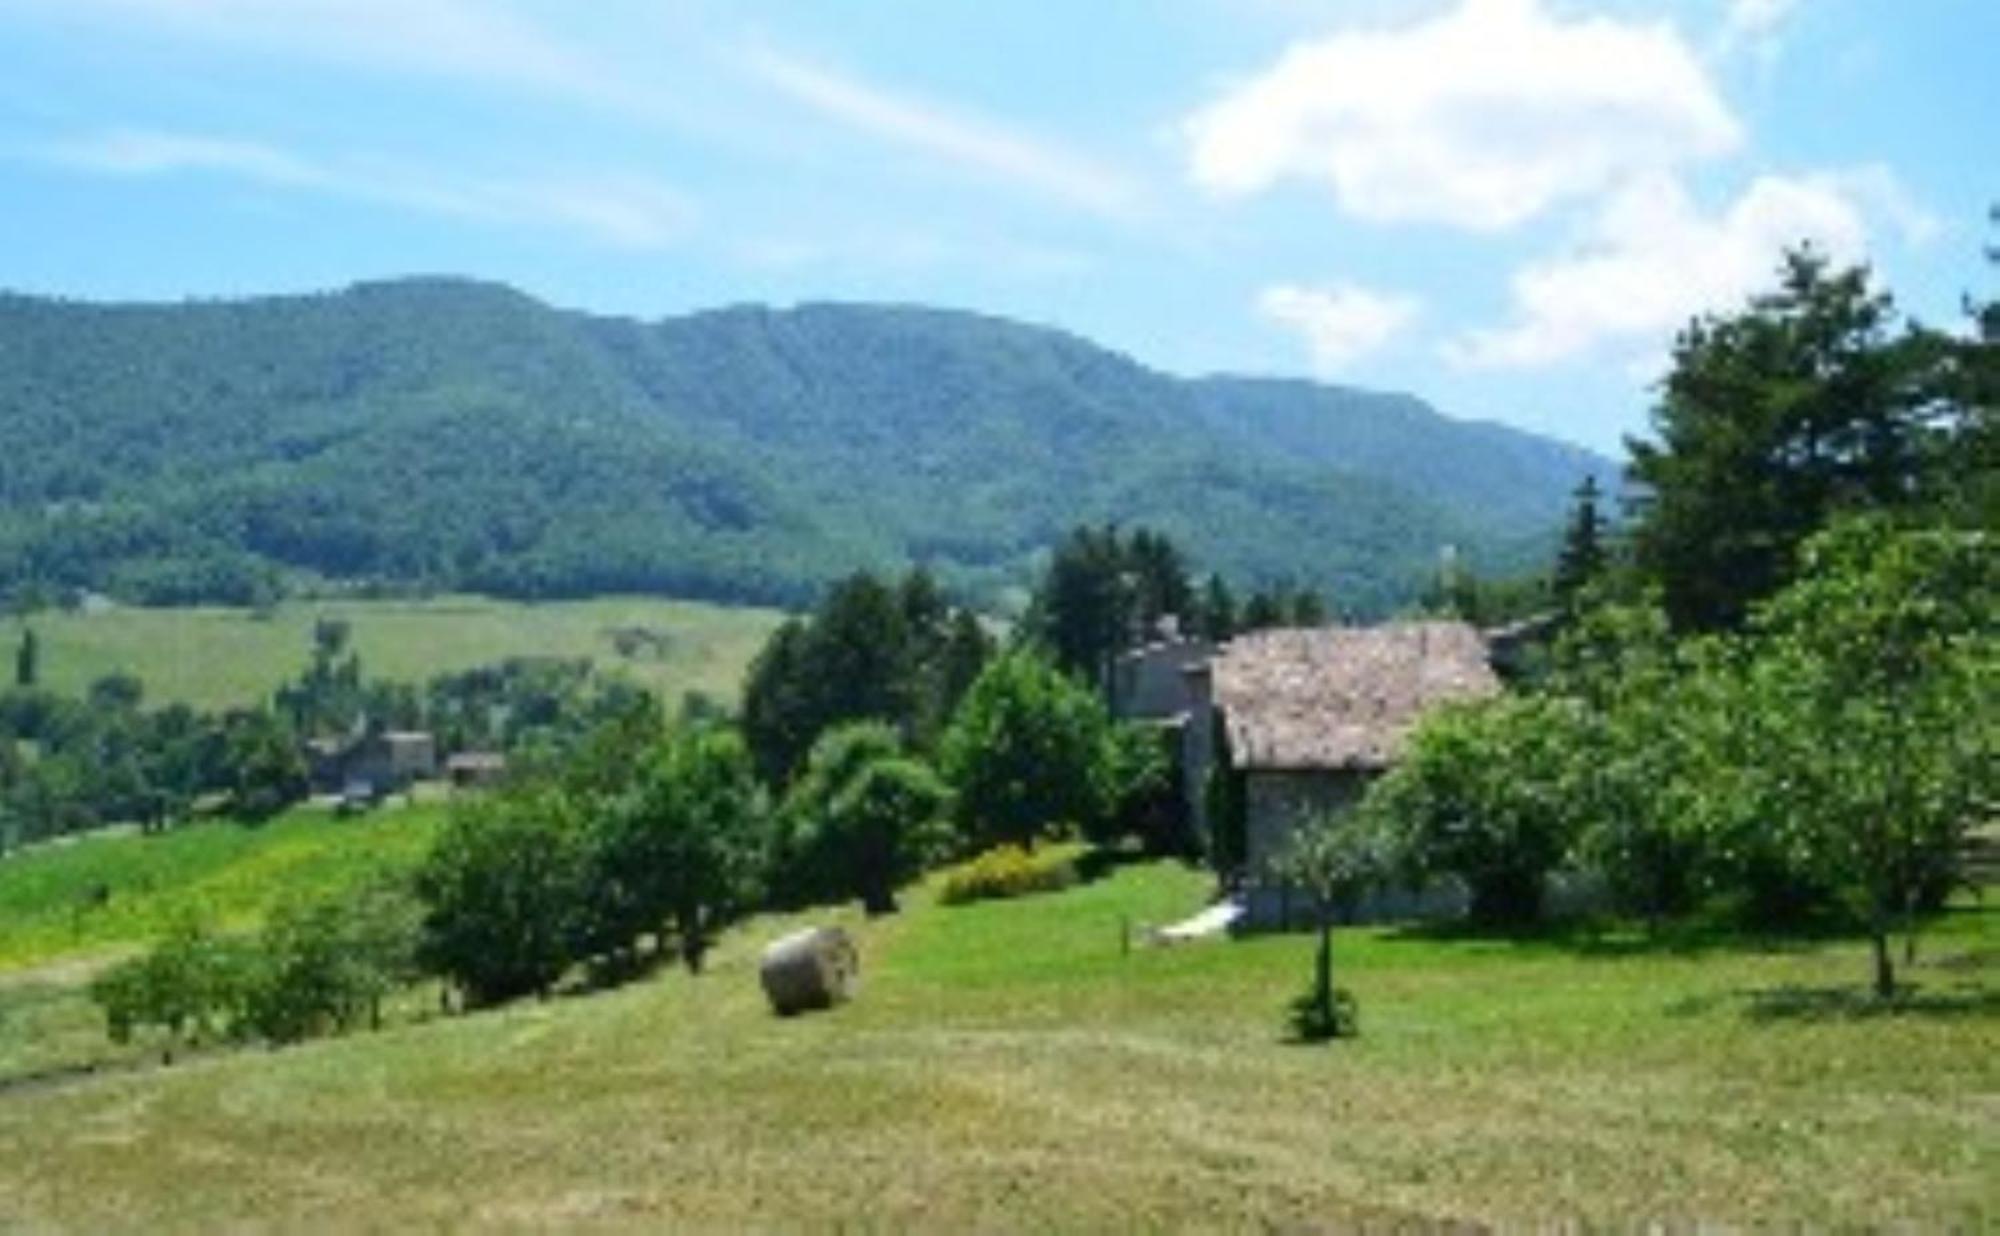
[1186,622,1502,927]
[444,751,508,790]
[308,730,438,797]
[1109,629,1217,843]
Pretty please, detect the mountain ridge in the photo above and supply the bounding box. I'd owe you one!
[0,278,1616,615]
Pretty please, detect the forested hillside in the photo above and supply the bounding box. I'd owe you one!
[0,280,1612,614]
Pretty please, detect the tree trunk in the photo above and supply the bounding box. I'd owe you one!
[679,908,707,974]
[1314,910,1334,1031]
[1871,927,1895,1000]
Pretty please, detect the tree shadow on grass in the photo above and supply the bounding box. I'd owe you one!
[1383,901,1997,962]
[1665,977,2000,1022]
[1073,843,1199,886]
[1380,916,1836,960]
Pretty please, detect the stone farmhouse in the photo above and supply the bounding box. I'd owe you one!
[1112,620,1502,928]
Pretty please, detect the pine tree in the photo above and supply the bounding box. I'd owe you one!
[1198,573,1236,641]
[1629,248,1946,630]
[1553,475,1608,606]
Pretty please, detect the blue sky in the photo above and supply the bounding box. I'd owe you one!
[0,0,1991,454]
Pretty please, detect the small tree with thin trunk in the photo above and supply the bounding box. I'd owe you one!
[1275,811,1389,1041]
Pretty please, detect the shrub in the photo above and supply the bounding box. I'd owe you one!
[414,787,589,1006]
[91,915,255,1059]
[936,844,1078,906]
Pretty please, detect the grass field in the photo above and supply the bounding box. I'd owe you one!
[0,829,1992,1227]
[14,594,785,711]
[0,803,448,973]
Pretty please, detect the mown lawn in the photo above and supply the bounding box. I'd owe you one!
[16,594,784,711]
[0,855,1991,1228]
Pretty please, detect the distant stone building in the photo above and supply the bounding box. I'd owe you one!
[1108,630,1216,848]
[1188,622,1502,927]
[308,730,438,796]
[445,751,508,790]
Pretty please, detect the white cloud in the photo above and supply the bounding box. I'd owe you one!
[48,129,696,249]
[1182,0,1740,230]
[1258,281,1418,372]
[743,46,1141,220]
[13,0,644,111]
[1717,0,1801,65]
[1723,0,1798,42]
[1446,170,1879,369]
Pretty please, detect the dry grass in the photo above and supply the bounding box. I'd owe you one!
[17,594,784,712]
[0,860,1992,1228]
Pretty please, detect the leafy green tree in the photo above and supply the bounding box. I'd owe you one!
[415,787,589,1005]
[769,721,905,908]
[87,671,144,713]
[1629,249,1952,630]
[91,916,253,1061]
[1739,516,1996,996]
[1276,813,1389,1040]
[1364,695,1586,927]
[938,649,1116,850]
[823,756,952,915]
[586,726,763,973]
[1544,600,1725,921]
[222,708,308,821]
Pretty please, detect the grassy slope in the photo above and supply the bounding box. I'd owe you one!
[0,804,447,972]
[0,852,1992,1227]
[17,595,784,712]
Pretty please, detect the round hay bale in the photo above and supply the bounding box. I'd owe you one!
[759,926,859,1016]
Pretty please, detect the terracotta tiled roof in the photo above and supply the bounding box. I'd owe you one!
[1212,622,1500,771]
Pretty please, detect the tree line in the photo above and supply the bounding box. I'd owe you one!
[1285,240,1996,1012]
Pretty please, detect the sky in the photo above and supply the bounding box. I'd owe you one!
[0,0,1992,455]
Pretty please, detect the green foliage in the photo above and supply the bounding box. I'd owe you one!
[938,648,1116,851]
[1276,812,1389,1041]
[235,877,424,1044]
[582,726,764,972]
[1552,475,1609,607]
[1735,517,1996,993]
[772,723,949,914]
[1029,525,1149,684]
[222,708,309,821]
[824,757,953,915]
[90,915,253,1055]
[742,570,990,787]
[414,788,590,1006]
[1363,695,1585,927]
[13,626,34,688]
[0,283,1603,614]
[1104,721,1186,854]
[1628,249,1965,631]
[934,843,1079,906]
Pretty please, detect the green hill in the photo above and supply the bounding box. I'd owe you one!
[0,837,1990,1226]
[0,280,1614,615]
